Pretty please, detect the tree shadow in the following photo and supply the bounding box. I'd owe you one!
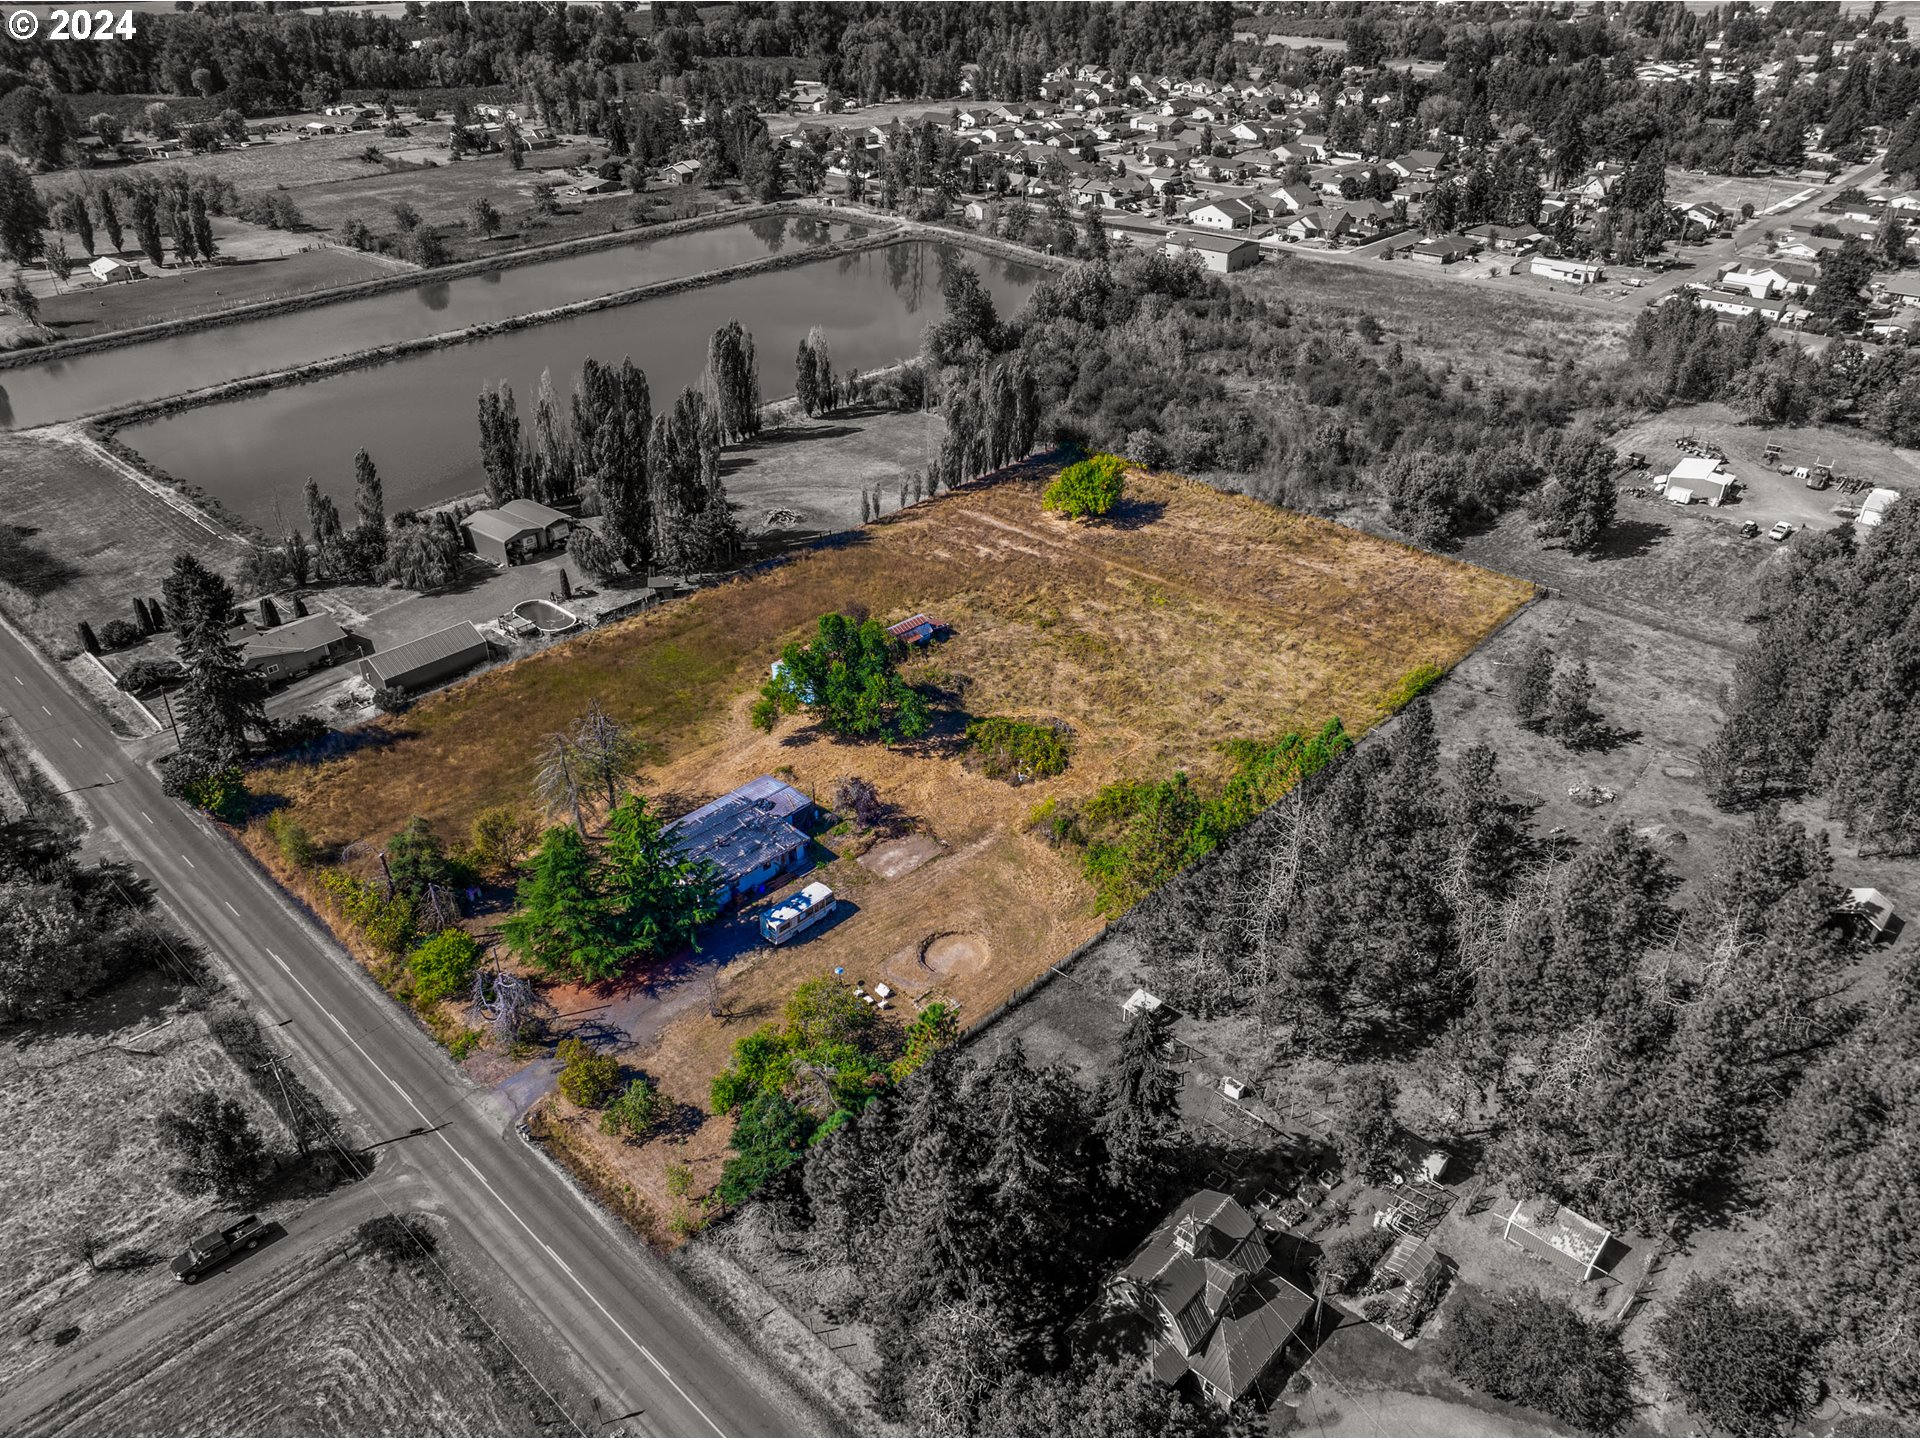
[0,527,82,595]
[1591,517,1670,561]
[1103,496,1168,530]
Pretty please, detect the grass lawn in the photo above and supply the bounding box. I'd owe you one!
[0,428,247,660]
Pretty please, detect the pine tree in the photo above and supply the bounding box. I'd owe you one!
[351,449,387,567]
[1546,659,1599,747]
[1095,1010,1181,1197]
[503,826,606,980]
[1507,637,1556,727]
[601,794,719,964]
[161,553,266,764]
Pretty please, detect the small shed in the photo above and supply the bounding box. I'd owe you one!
[1501,1196,1612,1282]
[885,612,942,646]
[1665,454,1733,505]
[1122,987,1164,1020]
[88,256,144,283]
[1842,887,1899,942]
[359,621,490,693]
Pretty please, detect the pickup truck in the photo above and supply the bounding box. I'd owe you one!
[171,1215,268,1283]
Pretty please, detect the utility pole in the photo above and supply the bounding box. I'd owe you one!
[255,1051,310,1157]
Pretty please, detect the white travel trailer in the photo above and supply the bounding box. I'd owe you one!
[760,882,837,946]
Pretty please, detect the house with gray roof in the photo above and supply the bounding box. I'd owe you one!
[360,621,491,694]
[1115,1190,1316,1407]
[667,776,816,904]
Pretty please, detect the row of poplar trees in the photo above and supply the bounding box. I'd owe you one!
[472,320,765,577]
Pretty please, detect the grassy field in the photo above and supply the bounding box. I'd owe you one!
[0,974,295,1390]
[1242,258,1633,388]
[32,244,395,340]
[25,1219,575,1436]
[0,428,246,660]
[253,464,1532,1217]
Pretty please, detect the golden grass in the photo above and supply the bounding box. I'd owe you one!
[259,468,1535,857]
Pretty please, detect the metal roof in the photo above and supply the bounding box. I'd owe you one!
[496,498,572,529]
[241,614,347,661]
[667,777,811,887]
[362,621,487,686]
[462,510,542,544]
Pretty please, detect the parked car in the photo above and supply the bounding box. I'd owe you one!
[171,1216,269,1283]
[1740,520,1761,538]
[1768,521,1797,542]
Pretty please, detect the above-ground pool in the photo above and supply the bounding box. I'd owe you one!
[513,599,580,633]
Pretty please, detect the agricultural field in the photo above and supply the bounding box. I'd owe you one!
[14,1215,579,1437]
[0,428,246,660]
[254,464,1534,1214]
[0,975,296,1392]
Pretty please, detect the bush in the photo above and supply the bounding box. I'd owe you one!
[98,617,145,650]
[1650,1278,1818,1434]
[119,658,183,693]
[598,1078,661,1139]
[1438,1288,1636,1434]
[265,811,318,867]
[1042,453,1126,520]
[155,1087,268,1200]
[407,928,480,1007]
[965,716,1071,782]
[556,1038,621,1108]
[356,1212,437,1267]
[1381,663,1444,711]
[372,684,411,714]
[468,805,536,877]
[832,775,883,829]
[1316,1229,1395,1294]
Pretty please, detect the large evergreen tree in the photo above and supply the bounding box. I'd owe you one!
[161,553,267,765]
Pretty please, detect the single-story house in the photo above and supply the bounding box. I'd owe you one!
[1189,198,1256,230]
[1406,235,1470,265]
[1284,207,1352,242]
[569,173,618,195]
[238,614,355,685]
[1501,1196,1614,1282]
[359,620,490,694]
[1880,273,1920,308]
[87,256,144,283]
[885,612,945,646]
[668,158,703,184]
[1163,230,1261,273]
[667,775,815,904]
[1116,1190,1315,1408]
[460,498,572,567]
[1532,256,1605,285]
[1720,264,1793,299]
[1466,222,1544,255]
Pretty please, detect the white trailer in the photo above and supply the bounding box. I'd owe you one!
[760,882,837,946]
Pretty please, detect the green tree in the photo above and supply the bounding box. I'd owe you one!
[556,1037,622,1107]
[754,612,931,742]
[1650,1277,1818,1435]
[1438,1288,1636,1434]
[381,514,463,591]
[1094,1009,1181,1196]
[129,187,164,268]
[466,195,501,238]
[706,318,762,443]
[601,794,720,962]
[162,553,267,765]
[1333,1068,1401,1182]
[1809,237,1874,332]
[0,880,105,1021]
[385,816,453,906]
[156,1088,269,1200]
[1546,659,1601,747]
[716,1091,818,1205]
[599,1077,661,1138]
[503,826,607,980]
[350,449,388,569]
[408,927,480,1006]
[1042,453,1127,520]
[1507,637,1556,727]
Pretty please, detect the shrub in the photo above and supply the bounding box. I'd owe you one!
[1042,453,1126,520]
[356,1212,437,1267]
[468,805,537,877]
[1380,663,1444,712]
[265,811,317,868]
[1650,1278,1818,1435]
[408,928,480,1007]
[372,684,411,714]
[832,775,883,829]
[98,617,144,651]
[119,658,183,693]
[598,1078,661,1139]
[965,716,1071,782]
[155,1088,268,1200]
[556,1038,622,1108]
[1316,1230,1395,1295]
[1437,1288,1636,1434]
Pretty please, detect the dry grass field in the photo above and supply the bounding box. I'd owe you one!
[0,977,295,1390]
[1243,257,1634,388]
[255,466,1532,1219]
[0,427,246,659]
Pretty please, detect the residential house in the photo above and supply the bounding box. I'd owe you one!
[238,614,355,686]
[1164,230,1262,273]
[1406,234,1471,265]
[668,158,703,185]
[1465,222,1544,255]
[87,255,144,284]
[1283,207,1353,242]
[1190,198,1256,230]
[1532,255,1605,285]
[667,775,815,904]
[1879,273,1920,308]
[1387,149,1444,180]
[1113,1190,1316,1408]
[1268,183,1318,215]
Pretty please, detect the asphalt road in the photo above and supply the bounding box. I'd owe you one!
[0,619,814,1440]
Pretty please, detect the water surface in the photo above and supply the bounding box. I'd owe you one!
[121,242,1042,531]
[0,216,865,430]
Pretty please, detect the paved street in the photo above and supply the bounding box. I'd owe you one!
[0,618,816,1439]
